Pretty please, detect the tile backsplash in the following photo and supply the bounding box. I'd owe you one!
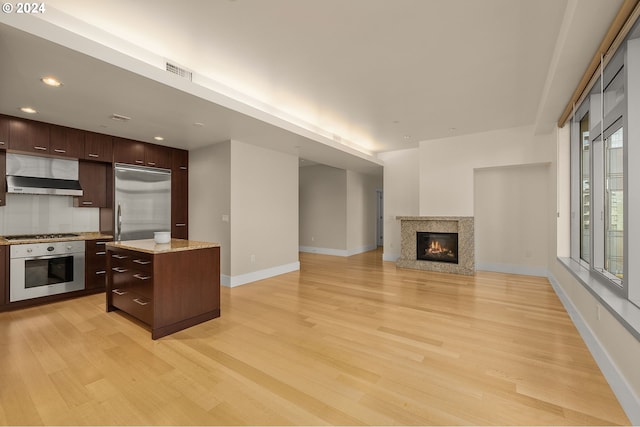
[0,194,99,236]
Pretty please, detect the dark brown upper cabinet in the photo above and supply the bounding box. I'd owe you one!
[84,132,114,162]
[113,137,145,166]
[0,115,9,150]
[8,117,50,154]
[50,125,85,158]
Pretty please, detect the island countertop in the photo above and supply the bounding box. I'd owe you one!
[105,238,220,254]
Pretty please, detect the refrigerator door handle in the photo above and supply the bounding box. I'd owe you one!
[117,203,122,241]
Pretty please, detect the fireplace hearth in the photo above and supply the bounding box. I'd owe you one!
[417,232,458,264]
[396,216,474,275]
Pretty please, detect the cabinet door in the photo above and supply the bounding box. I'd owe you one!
[0,245,6,306]
[0,151,5,206]
[84,132,113,162]
[85,239,109,290]
[0,115,8,149]
[113,137,145,166]
[171,149,189,239]
[76,161,108,208]
[9,117,50,153]
[145,144,172,169]
[50,125,85,158]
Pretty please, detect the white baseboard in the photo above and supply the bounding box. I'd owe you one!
[383,252,400,262]
[547,273,640,424]
[221,261,300,288]
[299,244,377,257]
[477,262,548,277]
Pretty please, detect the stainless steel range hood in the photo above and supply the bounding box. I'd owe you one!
[6,153,83,196]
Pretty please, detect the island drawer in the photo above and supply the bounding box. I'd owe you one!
[111,288,152,325]
[110,250,153,273]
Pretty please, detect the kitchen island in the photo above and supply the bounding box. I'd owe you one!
[106,239,220,339]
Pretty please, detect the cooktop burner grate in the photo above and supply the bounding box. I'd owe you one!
[3,233,80,241]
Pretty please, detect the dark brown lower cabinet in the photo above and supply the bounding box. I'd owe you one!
[106,243,220,339]
[85,239,110,290]
[0,246,6,306]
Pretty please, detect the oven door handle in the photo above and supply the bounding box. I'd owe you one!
[13,253,83,261]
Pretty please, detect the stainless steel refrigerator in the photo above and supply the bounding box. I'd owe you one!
[114,163,171,241]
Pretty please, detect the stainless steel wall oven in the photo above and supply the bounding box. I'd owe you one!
[9,240,85,302]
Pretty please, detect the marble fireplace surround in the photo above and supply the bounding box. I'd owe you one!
[396,216,474,275]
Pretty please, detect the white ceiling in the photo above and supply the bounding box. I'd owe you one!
[0,0,624,175]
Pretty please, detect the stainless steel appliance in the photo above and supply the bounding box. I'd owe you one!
[9,239,85,302]
[114,163,171,241]
[6,153,83,196]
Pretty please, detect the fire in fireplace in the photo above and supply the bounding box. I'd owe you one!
[416,232,459,264]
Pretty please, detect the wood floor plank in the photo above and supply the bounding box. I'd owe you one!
[0,248,630,425]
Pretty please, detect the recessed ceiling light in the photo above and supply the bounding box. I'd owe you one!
[41,76,62,87]
[154,136,164,141]
[403,135,411,140]
[20,107,37,114]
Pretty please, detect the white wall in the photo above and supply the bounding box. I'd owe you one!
[299,164,347,252]
[0,194,98,235]
[230,140,299,283]
[189,140,299,286]
[299,164,381,256]
[378,148,419,261]
[189,142,231,276]
[346,170,381,255]
[475,163,550,276]
[419,126,555,216]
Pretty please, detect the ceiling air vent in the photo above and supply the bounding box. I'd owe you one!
[111,113,131,122]
[166,61,193,81]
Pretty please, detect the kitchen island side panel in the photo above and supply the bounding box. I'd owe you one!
[153,246,220,332]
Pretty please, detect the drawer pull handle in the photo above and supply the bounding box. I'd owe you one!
[82,201,93,205]
[135,160,144,164]
[147,162,156,166]
[54,149,66,153]
[112,254,128,259]
[133,298,149,306]
[88,153,99,158]
[96,241,107,245]
[179,166,187,170]
[133,259,151,265]
[96,251,106,256]
[112,267,128,273]
[133,274,151,281]
[96,270,106,275]
[112,289,127,295]
[175,223,186,227]
[34,146,47,151]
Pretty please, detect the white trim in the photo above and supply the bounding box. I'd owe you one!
[548,273,640,424]
[383,252,400,262]
[299,244,377,257]
[476,262,548,277]
[221,262,300,288]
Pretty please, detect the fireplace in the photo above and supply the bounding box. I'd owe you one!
[416,232,459,264]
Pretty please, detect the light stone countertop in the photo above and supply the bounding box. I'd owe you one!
[105,238,220,255]
[0,232,113,246]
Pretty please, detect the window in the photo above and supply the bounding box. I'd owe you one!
[604,127,623,280]
[579,113,590,264]
[570,47,626,293]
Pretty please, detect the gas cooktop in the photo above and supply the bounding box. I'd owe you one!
[3,233,80,241]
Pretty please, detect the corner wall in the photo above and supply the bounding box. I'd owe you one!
[189,142,231,276]
[378,148,420,261]
[299,164,381,256]
[230,140,299,284]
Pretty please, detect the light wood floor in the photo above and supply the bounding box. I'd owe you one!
[0,249,630,425]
